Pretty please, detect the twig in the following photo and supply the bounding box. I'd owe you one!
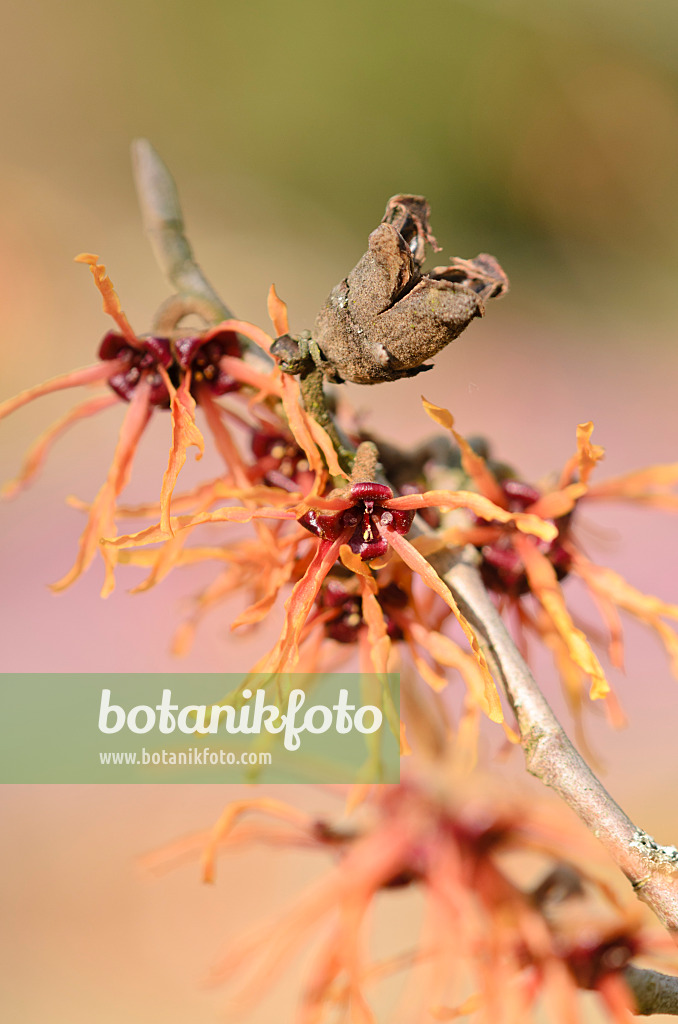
[299,366,355,475]
[625,966,678,1015]
[130,138,233,322]
[430,545,678,933]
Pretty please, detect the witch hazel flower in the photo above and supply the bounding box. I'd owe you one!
[0,254,289,594]
[421,398,678,721]
[91,287,344,599]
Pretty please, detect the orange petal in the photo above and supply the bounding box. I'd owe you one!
[360,582,391,677]
[50,377,153,595]
[2,392,117,499]
[528,483,587,520]
[74,253,141,349]
[267,284,290,336]
[559,421,605,487]
[455,700,481,774]
[381,526,503,722]
[172,565,243,655]
[202,798,311,883]
[104,504,300,549]
[572,554,678,676]
[110,481,295,519]
[386,489,558,543]
[412,624,489,711]
[576,421,605,484]
[206,318,277,356]
[421,396,455,432]
[196,385,252,489]
[514,536,609,699]
[405,641,450,692]
[422,398,506,507]
[219,354,282,397]
[131,533,190,593]
[572,555,678,624]
[339,544,376,588]
[158,369,205,534]
[230,552,298,629]
[280,374,325,484]
[261,534,348,672]
[0,360,124,423]
[305,413,349,480]
[586,462,678,508]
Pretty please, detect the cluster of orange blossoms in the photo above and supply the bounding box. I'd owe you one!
[3,254,678,743]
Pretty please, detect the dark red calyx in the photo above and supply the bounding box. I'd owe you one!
[502,480,541,510]
[318,579,405,643]
[174,329,241,396]
[476,478,573,596]
[321,580,364,643]
[564,934,638,990]
[349,481,393,502]
[300,482,414,561]
[250,430,311,491]
[98,330,173,407]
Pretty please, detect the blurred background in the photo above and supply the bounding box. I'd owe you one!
[2,0,678,1020]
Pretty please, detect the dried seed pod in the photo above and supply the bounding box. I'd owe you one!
[313,194,508,385]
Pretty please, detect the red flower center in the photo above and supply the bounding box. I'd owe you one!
[174,329,241,396]
[477,480,573,596]
[251,430,312,492]
[319,578,407,643]
[300,482,415,561]
[98,328,242,407]
[98,331,173,406]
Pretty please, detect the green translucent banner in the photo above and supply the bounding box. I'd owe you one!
[0,673,400,784]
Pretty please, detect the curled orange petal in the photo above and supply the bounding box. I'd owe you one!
[559,421,605,487]
[2,392,117,499]
[528,483,587,520]
[386,489,558,543]
[202,798,311,883]
[261,534,349,672]
[50,377,153,595]
[158,368,205,534]
[360,582,391,677]
[515,536,609,699]
[422,398,506,507]
[74,253,141,349]
[280,374,326,486]
[208,318,277,356]
[586,462,678,508]
[572,554,678,677]
[104,504,300,549]
[0,360,124,423]
[381,526,503,722]
[267,284,290,336]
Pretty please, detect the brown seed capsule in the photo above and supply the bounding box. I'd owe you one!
[313,194,509,385]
